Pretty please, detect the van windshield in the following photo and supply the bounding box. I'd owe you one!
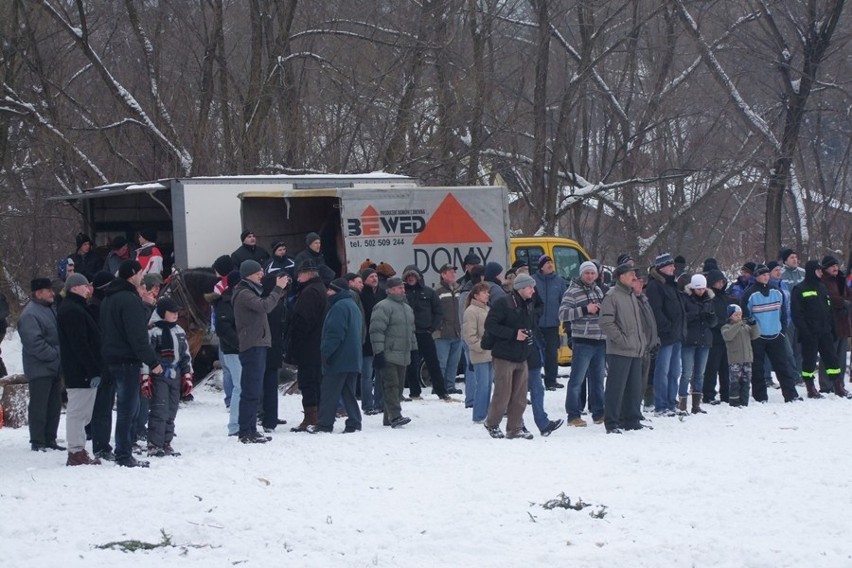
[553,246,585,280]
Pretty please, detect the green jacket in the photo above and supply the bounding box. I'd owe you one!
[721,320,761,364]
[369,293,417,366]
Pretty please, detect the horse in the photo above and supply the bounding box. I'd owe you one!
[161,267,219,379]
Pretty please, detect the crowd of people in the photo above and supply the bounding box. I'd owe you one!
[12,228,852,467]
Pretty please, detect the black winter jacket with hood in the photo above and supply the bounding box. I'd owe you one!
[99,278,159,368]
[645,267,687,345]
[791,260,835,340]
[402,265,442,333]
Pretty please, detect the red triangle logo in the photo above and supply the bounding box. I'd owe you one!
[413,193,491,244]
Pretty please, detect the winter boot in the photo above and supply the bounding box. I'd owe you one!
[833,378,852,399]
[691,393,706,414]
[804,378,823,399]
[291,406,318,432]
[677,396,688,415]
[66,450,102,466]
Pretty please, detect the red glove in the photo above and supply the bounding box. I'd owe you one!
[140,374,153,399]
[181,373,193,397]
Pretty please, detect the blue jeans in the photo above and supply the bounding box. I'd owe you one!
[436,338,464,392]
[222,353,243,435]
[564,340,606,421]
[653,342,682,411]
[220,346,234,407]
[238,347,267,436]
[360,355,383,412]
[680,345,709,397]
[462,343,475,406]
[111,362,142,461]
[471,361,493,422]
[527,366,550,432]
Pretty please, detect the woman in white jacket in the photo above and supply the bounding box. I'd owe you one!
[462,282,492,423]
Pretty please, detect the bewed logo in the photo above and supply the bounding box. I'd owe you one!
[413,193,491,244]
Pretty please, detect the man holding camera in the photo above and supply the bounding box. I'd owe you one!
[559,260,606,427]
[482,273,538,439]
[741,264,801,403]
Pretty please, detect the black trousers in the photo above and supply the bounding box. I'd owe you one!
[802,332,841,381]
[297,364,323,408]
[406,332,447,397]
[317,371,362,431]
[541,326,560,385]
[89,372,116,454]
[261,366,280,429]
[703,342,730,402]
[28,374,62,446]
[752,336,799,402]
[603,354,642,430]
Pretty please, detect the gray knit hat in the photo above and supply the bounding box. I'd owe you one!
[240,259,263,279]
[64,273,90,291]
[512,273,536,290]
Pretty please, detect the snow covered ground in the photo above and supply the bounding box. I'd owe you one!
[2,329,851,567]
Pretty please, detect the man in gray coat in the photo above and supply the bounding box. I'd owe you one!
[599,264,650,434]
[369,277,416,428]
[232,259,288,444]
[19,278,64,451]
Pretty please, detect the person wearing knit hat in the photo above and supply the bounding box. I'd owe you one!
[231,229,270,269]
[293,231,335,286]
[239,259,263,279]
[740,260,802,402]
[63,273,90,292]
[779,247,804,287]
[231,254,288,443]
[819,254,851,395]
[361,267,377,282]
[534,255,567,390]
[56,267,103,465]
[654,253,675,270]
[561,257,606,427]
[702,267,732,405]
[616,253,635,267]
[680,271,716,414]
[719,303,760,407]
[482,268,537,440]
[646,251,687,415]
[673,255,687,277]
[68,232,103,281]
[265,240,296,281]
[482,261,507,307]
[310,271,364,433]
[135,229,163,277]
[141,294,193,458]
[99,254,163,467]
[790,259,848,398]
[289,246,329,431]
[702,258,719,272]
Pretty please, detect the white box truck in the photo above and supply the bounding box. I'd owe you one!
[239,185,510,287]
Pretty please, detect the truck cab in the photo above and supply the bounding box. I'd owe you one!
[510,236,591,365]
[510,236,590,280]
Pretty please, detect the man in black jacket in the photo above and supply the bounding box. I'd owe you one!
[231,230,270,268]
[289,259,328,431]
[402,265,450,401]
[483,273,537,439]
[645,253,686,416]
[214,271,243,436]
[100,260,163,468]
[58,274,102,466]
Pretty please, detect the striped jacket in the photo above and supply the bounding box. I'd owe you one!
[558,278,606,341]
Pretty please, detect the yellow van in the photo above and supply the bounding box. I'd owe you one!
[509,237,591,365]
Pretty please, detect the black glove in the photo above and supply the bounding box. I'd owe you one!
[373,352,386,369]
[744,316,757,326]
